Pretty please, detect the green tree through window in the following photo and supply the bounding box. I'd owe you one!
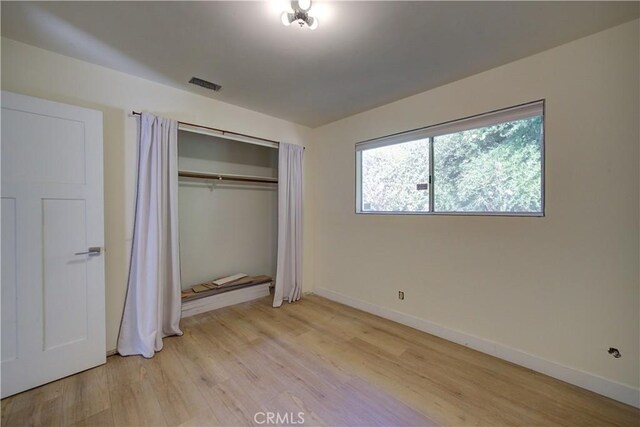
[361,139,430,212]
[433,116,542,212]
[358,105,543,215]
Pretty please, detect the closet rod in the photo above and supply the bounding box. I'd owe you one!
[179,170,278,184]
[131,111,281,146]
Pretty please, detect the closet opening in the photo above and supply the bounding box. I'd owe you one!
[177,129,278,316]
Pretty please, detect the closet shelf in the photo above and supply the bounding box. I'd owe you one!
[178,170,278,184]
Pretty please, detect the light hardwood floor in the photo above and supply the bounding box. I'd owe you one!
[2,294,638,426]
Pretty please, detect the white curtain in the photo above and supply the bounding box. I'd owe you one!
[117,113,182,358]
[273,142,304,307]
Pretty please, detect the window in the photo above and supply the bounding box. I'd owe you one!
[356,101,544,215]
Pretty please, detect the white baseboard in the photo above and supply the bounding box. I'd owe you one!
[182,283,271,318]
[314,287,640,408]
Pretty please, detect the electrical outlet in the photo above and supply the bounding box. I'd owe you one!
[398,291,404,300]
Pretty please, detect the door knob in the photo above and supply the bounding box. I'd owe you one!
[74,246,102,256]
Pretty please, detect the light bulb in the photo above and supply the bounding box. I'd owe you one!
[308,16,318,30]
[281,11,292,26]
[298,0,311,11]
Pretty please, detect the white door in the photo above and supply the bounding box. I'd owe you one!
[1,91,106,398]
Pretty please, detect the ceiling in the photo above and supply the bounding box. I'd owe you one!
[2,1,638,127]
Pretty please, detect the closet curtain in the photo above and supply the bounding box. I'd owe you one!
[117,113,182,358]
[273,142,304,307]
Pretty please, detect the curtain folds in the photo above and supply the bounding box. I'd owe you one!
[117,112,182,358]
[273,142,304,307]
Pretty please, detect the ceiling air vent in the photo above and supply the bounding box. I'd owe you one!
[189,77,222,92]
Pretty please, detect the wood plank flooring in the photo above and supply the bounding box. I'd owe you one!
[2,294,638,426]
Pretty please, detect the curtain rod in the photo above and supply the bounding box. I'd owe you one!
[131,111,280,145]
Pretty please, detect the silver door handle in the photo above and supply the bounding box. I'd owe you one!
[75,246,102,256]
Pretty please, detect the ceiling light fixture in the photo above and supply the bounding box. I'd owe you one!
[281,0,318,30]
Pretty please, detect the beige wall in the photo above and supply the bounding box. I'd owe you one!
[0,38,314,352]
[311,20,639,389]
[178,131,278,289]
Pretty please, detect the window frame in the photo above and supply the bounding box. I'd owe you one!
[355,100,545,216]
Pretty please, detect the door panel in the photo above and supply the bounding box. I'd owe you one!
[1,197,18,363]
[1,91,105,398]
[1,108,86,184]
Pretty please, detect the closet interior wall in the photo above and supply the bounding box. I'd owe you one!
[177,130,278,291]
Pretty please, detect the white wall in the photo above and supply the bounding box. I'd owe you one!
[178,131,278,289]
[311,19,639,398]
[0,37,314,352]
